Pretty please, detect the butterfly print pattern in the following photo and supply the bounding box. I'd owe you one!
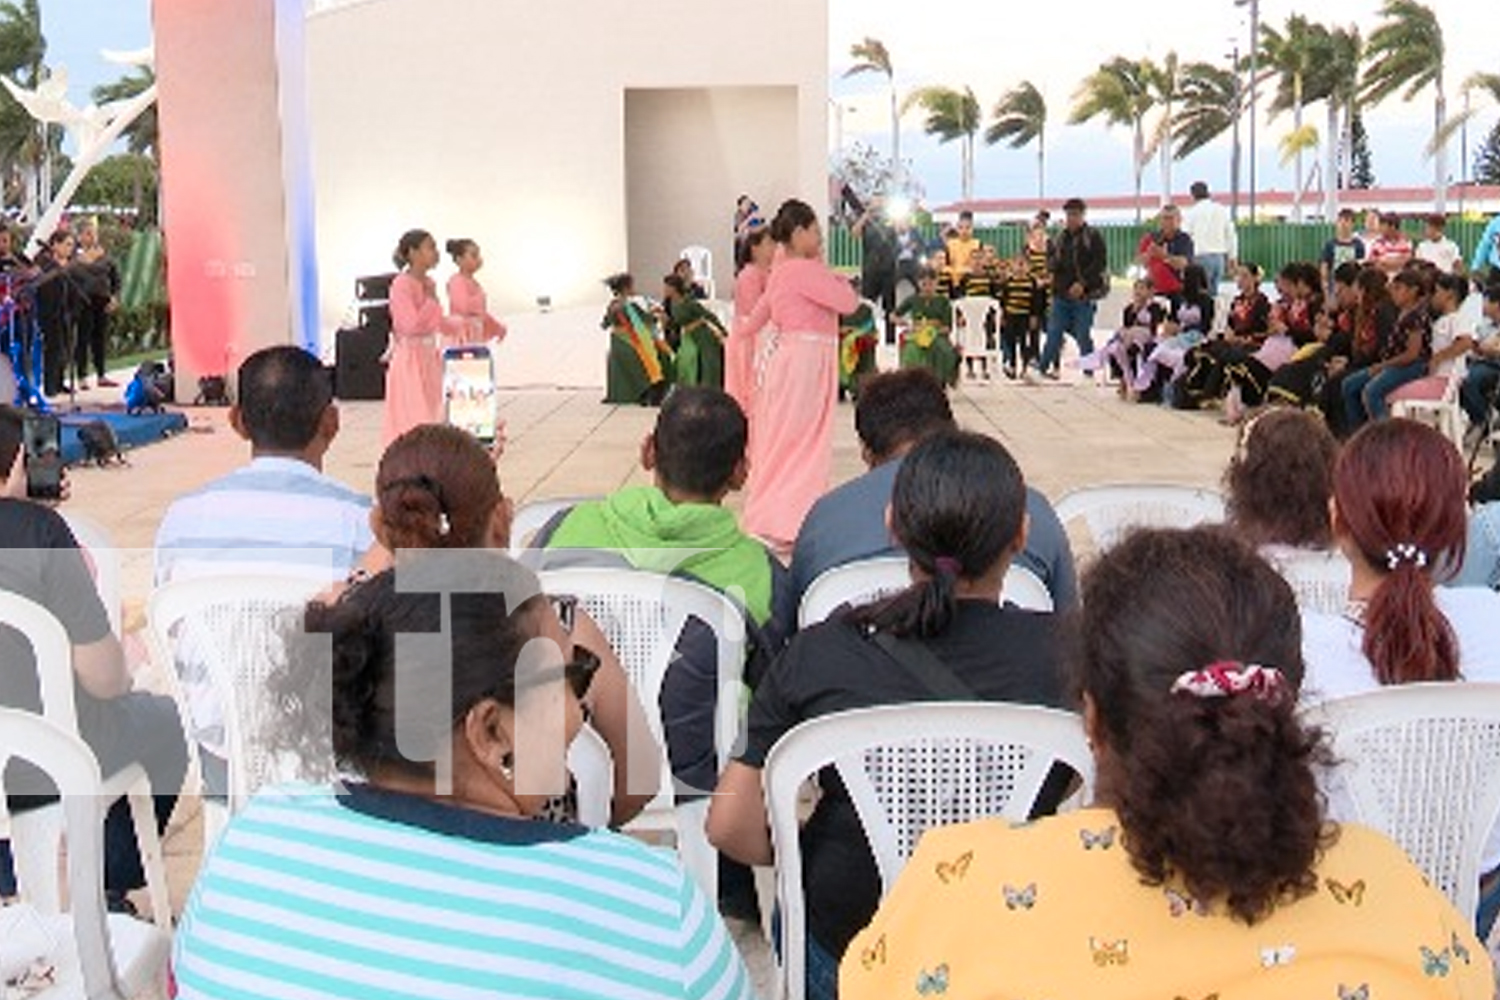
[1002,883,1037,910]
[935,851,973,884]
[1338,985,1370,1000]
[1089,937,1129,967]
[1260,944,1296,968]
[1164,887,1209,918]
[1325,878,1366,906]
[1079,826,1118,850]
[915,963,950,995]
[859,935,886,971]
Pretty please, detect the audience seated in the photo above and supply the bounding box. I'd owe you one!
[790,369,1077,610]
[0,404,188,910]
[1224,408,1340,559]
[1301,419,1500,934]
[708,430,1069,1000]
[843,527,1492,998]
[529,386,793,795]
[153,345,373,797]
[354,424,654,828]
[171,553,753,1000]
[1385,272,1480,408]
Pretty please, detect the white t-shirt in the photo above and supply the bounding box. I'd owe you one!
[1428,293,1484,375]
[1302,586,1500,869]
[1416,236,1462,273]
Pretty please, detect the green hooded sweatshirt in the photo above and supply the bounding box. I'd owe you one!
[546,485,772,625]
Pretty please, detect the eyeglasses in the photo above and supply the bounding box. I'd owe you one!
[511,643,601,701]
[549,593,578,634]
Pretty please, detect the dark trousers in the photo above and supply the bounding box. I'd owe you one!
[861,268,897,343]
[999,313,1032,368]
[1,691,188,896]
[39,312,73,397]
[74,299,109,382]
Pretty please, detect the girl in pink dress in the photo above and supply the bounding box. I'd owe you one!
[445,238,509,346]
[383,229,464,445]
[737,199,859,551]
[727,229,773,414]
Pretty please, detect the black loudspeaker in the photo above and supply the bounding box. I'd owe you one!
[359,304,391,334]
[335,325,387,400]
[355,272,396,302]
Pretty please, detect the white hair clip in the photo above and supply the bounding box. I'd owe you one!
[1384,543,1428,572]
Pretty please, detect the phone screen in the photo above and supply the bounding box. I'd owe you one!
[23,414,62,501]
[442,347,497,443]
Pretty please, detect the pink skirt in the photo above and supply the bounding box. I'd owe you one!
[724,328,757,417]
[382,336,442,445]
[743,330,838,549]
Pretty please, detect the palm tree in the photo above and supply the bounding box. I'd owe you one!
[902,85,982,202]
[1361,0,1448,211]
[845,38,901,178]
[985,81,1047,201]
[93,68,158,219]
[1070,57,1158,220]
[0,0,44,217]
[1172,61,1241,159]
[1145,52,1180,204]
[1260,15,1324,221]
[1314,26,1363,220]
[1427,72,1500,185]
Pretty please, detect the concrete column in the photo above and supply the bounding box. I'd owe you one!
[151,0,318,399]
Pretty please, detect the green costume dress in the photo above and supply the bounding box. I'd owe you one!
[602,297,671,404]
[839,303,879,396]
[670,297,727,389]
[896,293,960,387]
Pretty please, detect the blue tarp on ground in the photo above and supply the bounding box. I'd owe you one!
[59,409,188,465]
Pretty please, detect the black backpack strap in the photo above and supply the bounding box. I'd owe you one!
[871,631,977,700]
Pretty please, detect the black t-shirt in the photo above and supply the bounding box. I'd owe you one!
[738,601,1067,957]
[0,499,111,713]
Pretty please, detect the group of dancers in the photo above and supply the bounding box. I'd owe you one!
[0,220,121,408]
[381,230,507,446]
[602,199,858,552]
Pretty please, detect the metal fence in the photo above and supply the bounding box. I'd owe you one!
[828,218,1492,278]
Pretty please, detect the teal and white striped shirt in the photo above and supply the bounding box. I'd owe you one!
[173,785,754,1000]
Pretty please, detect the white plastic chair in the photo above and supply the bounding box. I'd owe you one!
[59,513,121,637]
[950,295,998,374]
[1003,565,1054,612]
[536,567,746,899]
[1391,353,1468,452]
[1054,483,1226,554]
[0,592,172,930]
[763,702,1094,1000]
[0,709,172,1000]
[509,496,600,557]
[1264,547,1352,615]
[678,245,716,300]
[1306,682,1500,920]
[567,723,613,830]
[800,557,1056,628]
[798,556,909,629]
[145,574,325,844]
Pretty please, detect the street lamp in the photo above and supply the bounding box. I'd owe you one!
[1235,0,1259,222]
[829,99,858,155]
[1228,41,1242,222]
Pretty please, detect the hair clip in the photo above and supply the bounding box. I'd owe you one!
[1384,542,1428,572]
[1170,661,1285,701]
[437,513,451,537]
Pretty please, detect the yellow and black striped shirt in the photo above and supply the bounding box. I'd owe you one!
[1001,273,1037,316]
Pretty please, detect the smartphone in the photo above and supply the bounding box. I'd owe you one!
[442,345,498,444]
[22,413,62,501]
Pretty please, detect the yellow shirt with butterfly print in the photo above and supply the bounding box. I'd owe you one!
[841,807,1491,1000]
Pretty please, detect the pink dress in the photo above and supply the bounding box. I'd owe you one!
[446,272,508,345]
[738,256,859,548]
[382,271,462,445]
[726,265,768,414]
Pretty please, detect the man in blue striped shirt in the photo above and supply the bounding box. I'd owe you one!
[153,346,373,793]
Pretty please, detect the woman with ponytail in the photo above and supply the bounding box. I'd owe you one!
[735,198,859,552]
[843,526,1489,998]
[709,430,1067,1000]
[1303,418,1500,697]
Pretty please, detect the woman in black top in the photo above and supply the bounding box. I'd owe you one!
[707,430,1067,1000]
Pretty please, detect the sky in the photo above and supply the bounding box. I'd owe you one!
[37,0,1497,207]
[829,0,1497,206]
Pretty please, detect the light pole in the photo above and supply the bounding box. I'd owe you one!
[1235,0,1259,221]
[1229,42,1242,222]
